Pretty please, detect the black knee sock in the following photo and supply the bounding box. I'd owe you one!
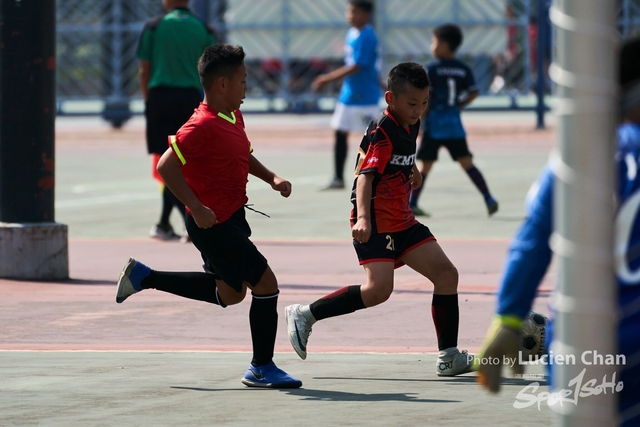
[334,130,348,181]
[166,186,187,223]
[250,291,279,366]
[464,166,492,200]
[141,270,224,306]
[431,294,459,350]
[309,285,366,321]
[159,186,173,225]
[410,173,427,207]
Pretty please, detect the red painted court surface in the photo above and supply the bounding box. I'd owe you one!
[3,112,555,353]
[0,238,553,353]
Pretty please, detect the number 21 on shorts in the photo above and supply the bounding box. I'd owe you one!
[386,235,395,251]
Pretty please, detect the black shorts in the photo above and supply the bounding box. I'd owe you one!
[353,223,435,267]
[185,207,268,292]
[416,133,472,161]
[145,87,202,155]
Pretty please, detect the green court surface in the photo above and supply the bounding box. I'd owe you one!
[54,112,554,241]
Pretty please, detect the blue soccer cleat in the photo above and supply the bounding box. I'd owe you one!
[241,361,302,389]
[485,197,499,217]
[115,257,150,303]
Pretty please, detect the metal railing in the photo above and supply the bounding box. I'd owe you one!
[56,0,640,126]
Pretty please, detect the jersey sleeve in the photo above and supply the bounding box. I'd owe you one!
[170,122,201,166]
[352,28,378,69]
[136,28,153,61]
[426,64,436,93]
[359,125,393,175]
[496,166,554,319]
[235,110,253,154]
[463,64,478,93]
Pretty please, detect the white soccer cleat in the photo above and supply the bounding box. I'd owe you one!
[436,347,475,376]
[285,304,316,360]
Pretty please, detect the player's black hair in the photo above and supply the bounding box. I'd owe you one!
[348,0,373,13]
[433,24,463,53]
[198,43,246,89]
[620,37,640,115]
[386,62,430,95]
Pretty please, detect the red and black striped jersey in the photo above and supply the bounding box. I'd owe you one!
[350,108,420,233]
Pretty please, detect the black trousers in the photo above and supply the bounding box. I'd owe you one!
[145,86,201,155]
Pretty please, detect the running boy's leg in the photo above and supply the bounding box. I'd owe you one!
[285,261,394,359]
[411,133,440,216]
[240,264,302,388]
[399,240,474,376]
[115,257,241,306]
[456,155,499,216]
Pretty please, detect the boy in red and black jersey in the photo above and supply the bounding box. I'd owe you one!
[115,44,301,389]
[286,62,475,377]
[350,104,421,237]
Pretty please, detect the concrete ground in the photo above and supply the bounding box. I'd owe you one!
[1,111,558,426]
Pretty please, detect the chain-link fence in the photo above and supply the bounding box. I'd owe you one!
[56,0,640,125]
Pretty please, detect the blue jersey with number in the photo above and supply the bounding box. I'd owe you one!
[424,58,478,140]
[338,24,381,106]
[495,123,640,426]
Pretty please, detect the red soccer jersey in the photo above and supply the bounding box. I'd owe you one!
[169,103,252,224]
[350,108,419,233]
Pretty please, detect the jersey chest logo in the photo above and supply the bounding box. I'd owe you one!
[389,154,415,167]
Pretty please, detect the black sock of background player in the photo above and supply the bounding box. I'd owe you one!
[141,271,224,306]
[309,285,366,321]
[410,173,427,207]
[334,130,348,181]
[165,186,188,223]
[464,166,492,200]
[159,186,173,226]
[250,292,279,366]
[431,294,459,350]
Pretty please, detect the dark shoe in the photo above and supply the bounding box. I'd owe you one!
[321,177,344,190]
[149,223,180,241]
[411,205,431,217]
[486,197,499,217]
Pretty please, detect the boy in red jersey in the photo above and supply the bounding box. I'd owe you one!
[115,44,301,389]
[286,62,474,376]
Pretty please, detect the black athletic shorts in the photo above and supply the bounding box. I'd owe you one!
[353,222,435,267]
[185,207,268,292]
[416,133,472,161]
[145,86,202,155]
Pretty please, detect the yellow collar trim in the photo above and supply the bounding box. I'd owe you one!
[217,111,236,124]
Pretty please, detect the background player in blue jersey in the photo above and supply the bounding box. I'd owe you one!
[313,0,382,190]
[475,37,640,426]
[287,63,475,377]
[410,24,498,217]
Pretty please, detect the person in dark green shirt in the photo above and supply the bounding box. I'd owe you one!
[137,0,216,242]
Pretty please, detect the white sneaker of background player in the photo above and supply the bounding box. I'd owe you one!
[436,347,475,376]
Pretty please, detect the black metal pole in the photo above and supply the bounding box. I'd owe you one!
[535,0,550,130]
[0,0,56,223]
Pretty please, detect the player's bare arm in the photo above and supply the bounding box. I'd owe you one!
[157,148,217,228]
[138,59,151,101]
[459,90,479,110]
[248,154,292,198]
[352,172,374,243]
[409,163,423,189]
[312,64,360,92]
